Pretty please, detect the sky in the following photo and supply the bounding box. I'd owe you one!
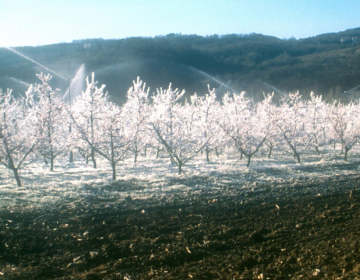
[1,0,360,47]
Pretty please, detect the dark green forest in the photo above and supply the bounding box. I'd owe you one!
[1,27,360,103]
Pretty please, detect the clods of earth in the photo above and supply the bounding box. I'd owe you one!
[2,174,360,279]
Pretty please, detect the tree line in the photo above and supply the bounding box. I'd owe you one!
[1,73,360,186]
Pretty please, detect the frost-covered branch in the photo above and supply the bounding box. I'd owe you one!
[0,88,39,186]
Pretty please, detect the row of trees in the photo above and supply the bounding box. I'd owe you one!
[1,73,360,186]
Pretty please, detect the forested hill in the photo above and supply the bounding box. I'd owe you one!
[1,27,360,103]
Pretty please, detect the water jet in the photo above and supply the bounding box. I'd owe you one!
[189,66,240,94]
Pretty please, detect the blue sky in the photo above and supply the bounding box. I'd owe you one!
[1,0,360,47]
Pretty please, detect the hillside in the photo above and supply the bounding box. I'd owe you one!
[1,27,360,103]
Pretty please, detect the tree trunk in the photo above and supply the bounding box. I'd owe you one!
[111,161,117,181]
[246,156,252,168]
[92,157,97,168]
[178,161,183,175]
[134,149,138,164]
[215,147,219,158]
[315,146,320,156]
[49,143,55,171]
[344,147,349,161]
[281,130,301,164]
[7,155,22,186]
[50,157,54,172]
[91,148,97,168]
[11,167,22,187]
[206,147,210,163]
[267,146,272,158]
[156,147,161,159]
[69,151,74,163]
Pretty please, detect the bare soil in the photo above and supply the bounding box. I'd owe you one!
[2,174,360,279]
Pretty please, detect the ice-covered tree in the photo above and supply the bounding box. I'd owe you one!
[122,77,150,163]
[32,73,70,171]
[73,81,139,180]
[95,102,139,180]
[276,92,307,163]
[0,88,38,186]
[191,87,221,162]
[219,91,273,167]
[71,73,107,168]
[304,92,329,155]
[256,92,278,158]
[326,100,360,161]
[150,84,210,174]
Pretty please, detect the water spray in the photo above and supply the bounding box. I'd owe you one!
[5,47,68,81]
[8,76,31,88]
[261,81,286,96]
[344,85,360,95]
[63,63,85,100]
[189,66,240,94]
[4,47,86,101]
[4,47,85,163]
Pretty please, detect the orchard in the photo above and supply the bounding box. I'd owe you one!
[2,75,360,279]
[1,74,359,186]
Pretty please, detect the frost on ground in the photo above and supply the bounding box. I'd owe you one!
[2,148,360,279]
[1,145,359,210]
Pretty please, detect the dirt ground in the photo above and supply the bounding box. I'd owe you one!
[2,174,360,279]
